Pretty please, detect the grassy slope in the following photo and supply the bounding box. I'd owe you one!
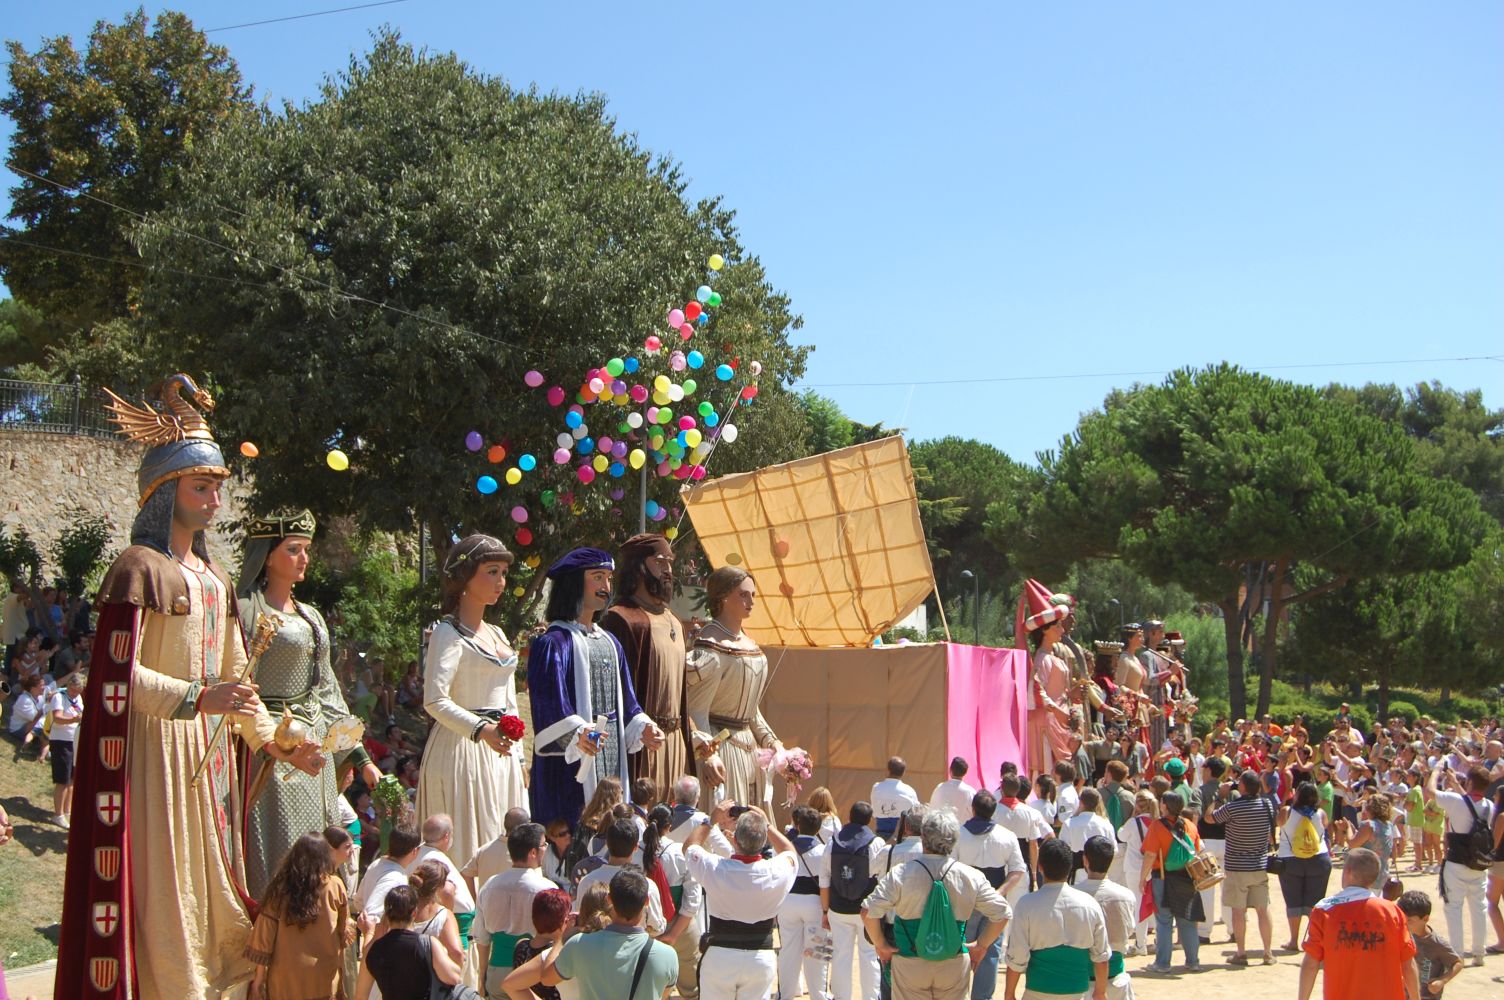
[0,723,67,968]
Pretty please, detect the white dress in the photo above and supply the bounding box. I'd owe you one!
[417,619,527,867]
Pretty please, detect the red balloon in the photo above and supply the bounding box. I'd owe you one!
[741,385,759,400]
[515,527,534,546]
[684,301,703,321]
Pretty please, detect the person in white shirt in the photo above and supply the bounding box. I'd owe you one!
[1427,764,1497,965]
[1004,838,1110,1000]
[473,822,555,995]
[1117,790,1158,955]
[930,757,978,822]
[953,790,1027,1000]
[645,803,706,1000]
[664,775,710,845]
[1078,835,1138,1000]
[872,756,921,841]
[821,801,885,1000]
[417,814,477,940]
[996,773,1055,890]
[463,806,533,897]
[780,806,832,1000]
[47,672,84,828]
[1053,760,1082,825]
[879,806,929,872]
[574,818,669,936]
[685,800,798,999]
[1060,788,1115,884]
[1027,774,1060,833]
[354,823,422,924]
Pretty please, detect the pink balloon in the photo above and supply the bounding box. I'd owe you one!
[577,465,596,484]
[598,435,614,453]
[645,335,662,353]
[677,416,695,430]
[667,308,685,327]
[524,370,544,387]
[679,324,694,341]
[588,377,604,393]
[689,465,707,480]
[568,404,584,415]
[656,460,672,477]
[553,448,571,464]
[646,406,660,423]
[670,351,686,372]
[510,506,528,523]
[546,386,565,406]
[630,384,649,403]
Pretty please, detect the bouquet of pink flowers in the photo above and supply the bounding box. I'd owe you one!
[756,746,814,807]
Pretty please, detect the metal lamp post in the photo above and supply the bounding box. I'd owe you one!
[959,569,981,645]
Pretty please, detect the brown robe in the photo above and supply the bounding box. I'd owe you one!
[600,598,690,801]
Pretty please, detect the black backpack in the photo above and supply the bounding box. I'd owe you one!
[1461,796,1496,871]
[828,825,877,914]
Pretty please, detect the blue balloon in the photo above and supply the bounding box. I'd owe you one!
[687,351,704,369]
[565,411,583,429]
[645,500,661,517]
[476,476,498,495]
[576,437,594,454]
[623,357,640,373]
[705,411,720,427]
[609,462,626,478]
[518,453,537,472]
[697,313,709,325]
[714,364,734,381]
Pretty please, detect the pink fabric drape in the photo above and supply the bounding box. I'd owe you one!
[945,644,1030,784]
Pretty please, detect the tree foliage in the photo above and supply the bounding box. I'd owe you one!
[0,8,252,349]
[987,365,1492,718]
[121,33,807,629]
[909,436,1025,604]
[51,510,111,595]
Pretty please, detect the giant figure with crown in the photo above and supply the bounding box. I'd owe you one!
[55,375,323,999]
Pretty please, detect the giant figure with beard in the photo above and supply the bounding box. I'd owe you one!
[527,547,664,828]
[600,534,691,802]
[55,374,322,1000]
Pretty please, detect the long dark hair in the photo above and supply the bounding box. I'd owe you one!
[545,570,586,623]
[262,833,335,927]
[644,804,672,879]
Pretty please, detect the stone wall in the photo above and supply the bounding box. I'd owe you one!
[0,429,252,580]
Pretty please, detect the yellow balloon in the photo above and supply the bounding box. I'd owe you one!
[505,467,522,485]
[653,374,671,393]
[629,448,646,469]
[325,449,349,471]
[665,526,679,540]
[652,390,670,406]
[512,586,525,597]
[592,454,609,472]
[684,428,702,448]
[708,254,725,271]
[525,554,541,568]
[615,393,631,406]
[571,501,584,514]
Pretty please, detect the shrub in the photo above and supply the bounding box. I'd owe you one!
[53,511,112,594]
[1384,700,1420,725]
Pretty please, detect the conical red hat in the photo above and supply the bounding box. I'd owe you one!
[1014,578,1068,647]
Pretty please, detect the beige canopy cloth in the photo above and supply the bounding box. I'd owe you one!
[681,435,936,647]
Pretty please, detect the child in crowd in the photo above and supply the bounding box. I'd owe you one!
[1397,890,1462,997]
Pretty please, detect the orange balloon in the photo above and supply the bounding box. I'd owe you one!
[487,444,507,463]
[239,441,259,458]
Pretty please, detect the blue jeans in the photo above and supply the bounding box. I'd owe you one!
[1151,877,1201,969]
[965,911,1002,999]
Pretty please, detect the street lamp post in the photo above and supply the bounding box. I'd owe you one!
[959,569,981,646]
[1107,597,1123,629]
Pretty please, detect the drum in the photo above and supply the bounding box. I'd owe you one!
[1186,849,1225,891]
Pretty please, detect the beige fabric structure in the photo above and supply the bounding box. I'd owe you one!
[682,436,935,647]
[759,644,949,823]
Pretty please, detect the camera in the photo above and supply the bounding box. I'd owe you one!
[728,804,753,819]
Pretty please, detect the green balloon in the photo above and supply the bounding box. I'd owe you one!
[605,358,625,377]
[541,490,556,507]
[682,378,697,395]
[707,292,722,308]
[698,401,714,417]
[656,408,673,425]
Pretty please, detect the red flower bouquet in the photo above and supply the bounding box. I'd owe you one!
[498,714,526,742]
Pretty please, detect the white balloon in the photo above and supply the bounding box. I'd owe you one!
[667,384,685,402]
[626,412,644,429]
[572,424,589,440]
[722,424,739,443]
[750,361,764,376]
[556,433,573,448]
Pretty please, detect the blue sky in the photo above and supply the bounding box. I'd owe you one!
[4,2,1501,463]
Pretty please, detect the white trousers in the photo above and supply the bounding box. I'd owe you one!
[700,945,777,999]
[828,910,880,1000]
[1197,839,1230,937]
[1441,861,1487,958]
[1018,972,1132,1000]
[675,910,705,997]
[778,894,830,1000]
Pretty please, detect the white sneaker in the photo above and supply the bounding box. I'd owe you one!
[51,814,70,830]
[1469,956,1484,968]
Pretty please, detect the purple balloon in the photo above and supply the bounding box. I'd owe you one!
[464,430,484,452]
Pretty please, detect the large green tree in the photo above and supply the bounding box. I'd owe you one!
[909,436,1025,608]
[987,365,1491,718]
[125,33,808,625]
[0,8,251,353]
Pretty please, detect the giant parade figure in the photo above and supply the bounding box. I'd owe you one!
[56,374,322,999]
[1016,579,1075,778]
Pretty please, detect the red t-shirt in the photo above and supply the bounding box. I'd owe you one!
[1303,889,1415,1000]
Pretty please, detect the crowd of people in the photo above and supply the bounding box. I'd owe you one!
[2,381,1502,1000]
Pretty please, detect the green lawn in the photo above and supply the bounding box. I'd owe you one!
[0,722,67,969]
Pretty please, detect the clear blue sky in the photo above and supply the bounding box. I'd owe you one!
[4,2,1502,463]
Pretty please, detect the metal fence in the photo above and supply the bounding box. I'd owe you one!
[0,377,115,437]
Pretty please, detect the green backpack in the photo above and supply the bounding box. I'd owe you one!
[896,859,966,961]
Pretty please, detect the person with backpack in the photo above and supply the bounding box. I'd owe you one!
[862,810,1013,1000]
[1003,838,1109,1000]
[822,801,886,1000]
[1138,790,1206,972]
[780,806,833,1000]
[1275,781,1334,953]
[1427,764,1497,966]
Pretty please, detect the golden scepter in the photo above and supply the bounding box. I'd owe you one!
[192,612,283,788]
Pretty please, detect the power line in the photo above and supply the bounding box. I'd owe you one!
[0,235,292,292]
[204,1,413,34]
[797,355,1504,389]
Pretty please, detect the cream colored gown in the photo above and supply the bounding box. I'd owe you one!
[686,629,779,810]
